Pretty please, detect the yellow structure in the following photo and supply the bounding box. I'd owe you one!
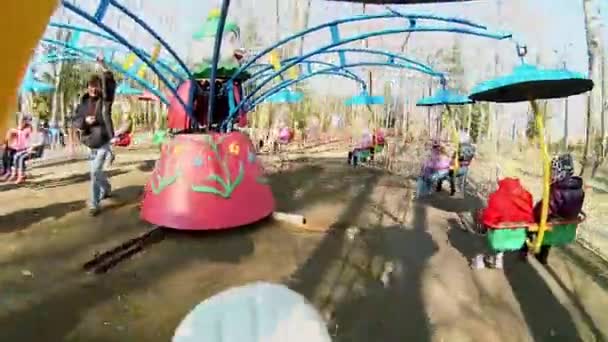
[0,0,58,137]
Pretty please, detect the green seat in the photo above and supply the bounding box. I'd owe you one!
[487,228,527,252]
[355,149,371,161]
[542,223,577,246]
[374,144,385,153]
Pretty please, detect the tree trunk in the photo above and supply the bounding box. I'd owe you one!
[275,0,280,42]
[298,0,312,56]
[581,0,603,177]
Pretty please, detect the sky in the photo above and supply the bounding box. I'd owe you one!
[47,0,606,139]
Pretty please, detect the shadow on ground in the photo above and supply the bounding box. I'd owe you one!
[286,166,438,341]
[445,189,587,341]
[1,185,142,234]
[0,157,387,341]
[0,169,129,192]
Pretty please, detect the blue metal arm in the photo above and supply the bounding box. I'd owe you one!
[231,26,494,117]
[245,60,367,87]
[61,0,192,120]
[244,48,438,89]
[42,26,187,81]
[48,22,117,43]
[243,61,441,117]
[229,12,511,84]
[249,68,367,93]
[289,48,436,72]
[41,38,168,103]
[107,0,193,80]
[78,45,187,81]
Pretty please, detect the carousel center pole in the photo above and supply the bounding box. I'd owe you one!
[530,99,551,253]
[207,0,231,132]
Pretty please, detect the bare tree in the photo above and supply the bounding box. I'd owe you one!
[581,0,604,177]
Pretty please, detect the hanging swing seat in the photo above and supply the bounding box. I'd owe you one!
[484,215,585,252]
[354,148,372,161]
[374,143,385,154]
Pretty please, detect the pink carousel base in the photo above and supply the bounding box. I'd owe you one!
[140,132,275,230]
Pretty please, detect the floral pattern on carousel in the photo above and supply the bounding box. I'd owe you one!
[191,135,245,198]
[149,140,185,195]
[140,132,276,230]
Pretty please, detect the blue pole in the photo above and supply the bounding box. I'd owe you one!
[207,0,231,131]
[94,0,111,20]
[61,1,192,120]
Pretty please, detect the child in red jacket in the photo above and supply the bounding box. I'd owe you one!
[473,177,534,269]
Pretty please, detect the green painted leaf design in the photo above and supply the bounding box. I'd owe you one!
[203,135,219,154]
[191,184,227,198]
[207,174,229,190]
[232,161,245,188]
[224,161,245,198]
[150,171,180,195]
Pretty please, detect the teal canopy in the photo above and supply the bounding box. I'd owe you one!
[469,63,594,103]
[116,81,143,96]
[416,88,473,106]
[265,89,304,104]
[345,91,384,106]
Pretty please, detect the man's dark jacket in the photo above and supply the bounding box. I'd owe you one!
[73,71,116,149]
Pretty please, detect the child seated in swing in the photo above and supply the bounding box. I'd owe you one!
[437,134,476,196]
[472,177,534,269]
[415,141,451,198]
[520,153,585,265]
[1,114,32,180]
[348,129,373,166]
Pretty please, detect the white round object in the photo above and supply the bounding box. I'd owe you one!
[173,282,332,342]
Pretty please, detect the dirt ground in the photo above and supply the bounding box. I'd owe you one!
[1,145,608,342]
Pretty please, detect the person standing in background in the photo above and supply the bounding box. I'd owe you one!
[73,55,116,216]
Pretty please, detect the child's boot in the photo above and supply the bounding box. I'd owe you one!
[492,252,504,269]
[2,168,16,182]
[471,254,486,269]
[14,170,26,184]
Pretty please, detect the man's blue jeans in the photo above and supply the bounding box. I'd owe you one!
[89,143,111,209]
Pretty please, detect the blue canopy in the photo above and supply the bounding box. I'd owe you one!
[20,78,55,94]
[416,88,473,106]
[116,81,144,96]
[264,89,304,104]
[345,91,384,106]
[469,63,594,103]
